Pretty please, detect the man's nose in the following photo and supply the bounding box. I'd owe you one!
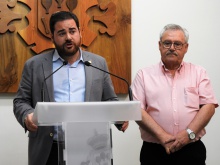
[170,43,175,50]
[66,33,71,40]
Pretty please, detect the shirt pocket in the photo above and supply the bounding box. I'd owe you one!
[184,87,199,109]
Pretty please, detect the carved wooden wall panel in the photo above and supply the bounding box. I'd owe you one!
[0,0,131,94]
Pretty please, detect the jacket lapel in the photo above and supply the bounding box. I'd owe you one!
[42,50,55,102]
[82,52,93,101]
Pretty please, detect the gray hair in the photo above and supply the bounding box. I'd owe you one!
[159,24,189,43]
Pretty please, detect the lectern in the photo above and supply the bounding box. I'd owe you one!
[33,101,141,165]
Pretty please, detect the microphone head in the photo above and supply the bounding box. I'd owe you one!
[84,61,92,66]
[63,61,68,65]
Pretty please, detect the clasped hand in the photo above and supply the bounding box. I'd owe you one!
[162,130,190,154]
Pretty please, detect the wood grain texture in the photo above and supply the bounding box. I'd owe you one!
[0,0,131,94]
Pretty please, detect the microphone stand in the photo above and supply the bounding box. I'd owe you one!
[84,61,133,131]
[84,61,133,101]
[41,61,68,102]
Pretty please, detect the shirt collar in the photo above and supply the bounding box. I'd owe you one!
[52,48,84,63]
[160,61,184,73]
[52,49,62,62]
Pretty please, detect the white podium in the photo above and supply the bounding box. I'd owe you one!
[33,101,141,165]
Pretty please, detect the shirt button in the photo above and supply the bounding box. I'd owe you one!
[49,133,53,137]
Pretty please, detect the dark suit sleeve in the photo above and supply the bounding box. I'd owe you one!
[13,60,35,129]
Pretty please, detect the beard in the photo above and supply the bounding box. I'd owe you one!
[54,39,81,58]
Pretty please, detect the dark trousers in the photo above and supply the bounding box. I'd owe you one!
[46,141,65,165]
[140,140,206,165]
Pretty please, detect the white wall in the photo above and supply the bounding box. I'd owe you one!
[1,0,220,164]
[0,94,28,164]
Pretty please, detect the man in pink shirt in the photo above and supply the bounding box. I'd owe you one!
[131,24,218,165]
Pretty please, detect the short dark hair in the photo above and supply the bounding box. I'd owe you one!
[49,11,80,34]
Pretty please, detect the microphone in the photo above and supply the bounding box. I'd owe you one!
[84,60,133,131]
[84,61,133,101]
[41,61,68,102]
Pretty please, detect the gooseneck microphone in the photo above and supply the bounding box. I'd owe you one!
[41,61,68,102]
[84,60,133,101]
[84,60,133,131]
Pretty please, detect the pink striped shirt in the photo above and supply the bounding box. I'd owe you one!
[131,61,218,143]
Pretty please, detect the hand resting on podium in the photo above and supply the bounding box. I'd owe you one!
[24,113,38,132]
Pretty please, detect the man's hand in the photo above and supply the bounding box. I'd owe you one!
[115,121,129,132]
[121,121,129,132]
[24,113,38,132]
[168,130,190,153]
[160,134,176,154]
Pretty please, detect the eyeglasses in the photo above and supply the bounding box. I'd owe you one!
[161,41,186,50]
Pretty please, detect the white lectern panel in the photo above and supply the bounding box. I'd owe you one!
[33,101,141,126]
[63,122,112,165]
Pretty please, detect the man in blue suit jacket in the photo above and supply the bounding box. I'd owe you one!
[13,11,127,165]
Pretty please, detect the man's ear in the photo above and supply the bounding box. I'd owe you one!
[184,43,189,53]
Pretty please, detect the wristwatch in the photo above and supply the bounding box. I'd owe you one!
[186,128,196,140]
